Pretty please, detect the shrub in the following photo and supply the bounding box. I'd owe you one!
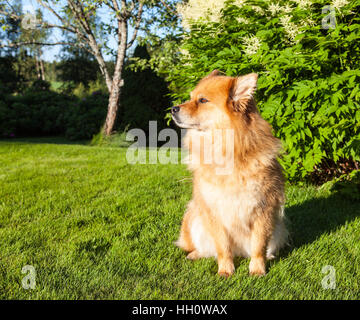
[119,45,172,133]
[0,90,73,137]
[64,93,108,140]
[0,56,22,95]
[0,88,108,140]
[30,79,51,91]
[168,0,360,183]
[72,82,88,99]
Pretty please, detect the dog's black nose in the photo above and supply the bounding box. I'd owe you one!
[171,106,180,114]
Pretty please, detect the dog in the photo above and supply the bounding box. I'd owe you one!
[171,70,288,277]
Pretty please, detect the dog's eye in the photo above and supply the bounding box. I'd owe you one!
[199,98,208,104]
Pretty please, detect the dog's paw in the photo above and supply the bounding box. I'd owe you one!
[218,261,235,277]
[218,270,234,278]
[186,250,201,260]
[266,253,275,260]
[249,258,266,276]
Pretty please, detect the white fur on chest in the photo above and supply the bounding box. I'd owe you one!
[198,178,260,233]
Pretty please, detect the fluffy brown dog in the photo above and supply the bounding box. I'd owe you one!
[171,70,288,277]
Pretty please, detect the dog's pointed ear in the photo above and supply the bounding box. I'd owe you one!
[208,69,221,77]
[230,73,258,112]
[204,69,222,79]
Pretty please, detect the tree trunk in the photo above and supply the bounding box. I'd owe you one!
[103,78,121,136]
[40,58,45,81]
[35,51,41,80]
[103,18,128,136]
[89,38,112,92]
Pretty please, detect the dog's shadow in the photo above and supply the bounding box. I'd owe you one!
[278,191,359,259]
[233,190,360,269]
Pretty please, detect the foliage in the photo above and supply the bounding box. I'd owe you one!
[0,4,50,84]
[321,169,360,200]
[119,45,172,133]
[90,130,131,148]
[0,89,72,137]
[0,44,171,142]
[0,56,22,94]
[63,92,108,140]
[167,0,360,183]
[0,86,108,140]
[30,79,51,91]
[56,46,100,88]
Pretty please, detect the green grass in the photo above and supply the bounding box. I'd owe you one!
[50,81,64,92]
[0,138,359,299]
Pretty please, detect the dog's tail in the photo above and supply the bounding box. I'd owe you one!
[174,237,194,252]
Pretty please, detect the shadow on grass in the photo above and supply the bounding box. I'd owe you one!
[0,136,89,146]
[277,190,360,259]
[232,190,360,270]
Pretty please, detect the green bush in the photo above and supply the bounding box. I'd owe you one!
[0,56,23,95]
[0,88,108,140]
[30,79,51,91]
[0,90,72,137]
[167,0,360,183]
[119,45,171,133]
[64,93,108,140]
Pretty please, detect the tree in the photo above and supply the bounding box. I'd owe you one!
[19,8,50,81]
[57,45,99,87]
[0,0,180,136]
[0,0,22,58]
[120,44,171,132]
[0,2,50,85]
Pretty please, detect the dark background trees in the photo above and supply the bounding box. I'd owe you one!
[0,0,180,136]
[0,0,178,140]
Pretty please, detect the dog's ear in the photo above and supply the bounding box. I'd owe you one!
[204,69,222,79]
[229,73,258,112]
[208,69,221,77]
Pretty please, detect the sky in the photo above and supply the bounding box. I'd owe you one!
[21,0,129,62]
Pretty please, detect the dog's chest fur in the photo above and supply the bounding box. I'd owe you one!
[197,176,261,234]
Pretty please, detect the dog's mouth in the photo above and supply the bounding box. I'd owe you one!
[172,115,199,130]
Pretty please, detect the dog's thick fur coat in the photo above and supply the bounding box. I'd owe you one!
[172,71,288,276]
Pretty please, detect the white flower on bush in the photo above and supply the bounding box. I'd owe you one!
[282,4,294,13]
[180,48,190,57]
[268,2,295,16]
[280,15,300,43]
[177,0,223,28]
[234,0,246,7]
[268,3,282,16]
[177,0,247,29]
[291,0,312,9]
[331,0,349,10]
[242,35,261,56]
[179,48,192,66]
[300,18,316,28]
[237,16,249,24]
[252,5,265,15]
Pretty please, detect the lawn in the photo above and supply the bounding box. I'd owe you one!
[0,138,359,299]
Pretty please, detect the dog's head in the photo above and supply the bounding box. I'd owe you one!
[171,70,258,131]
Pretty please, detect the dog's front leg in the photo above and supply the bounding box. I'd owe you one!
[216,243,235,278]
[249,211,274,276]
[198,197,235,277]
